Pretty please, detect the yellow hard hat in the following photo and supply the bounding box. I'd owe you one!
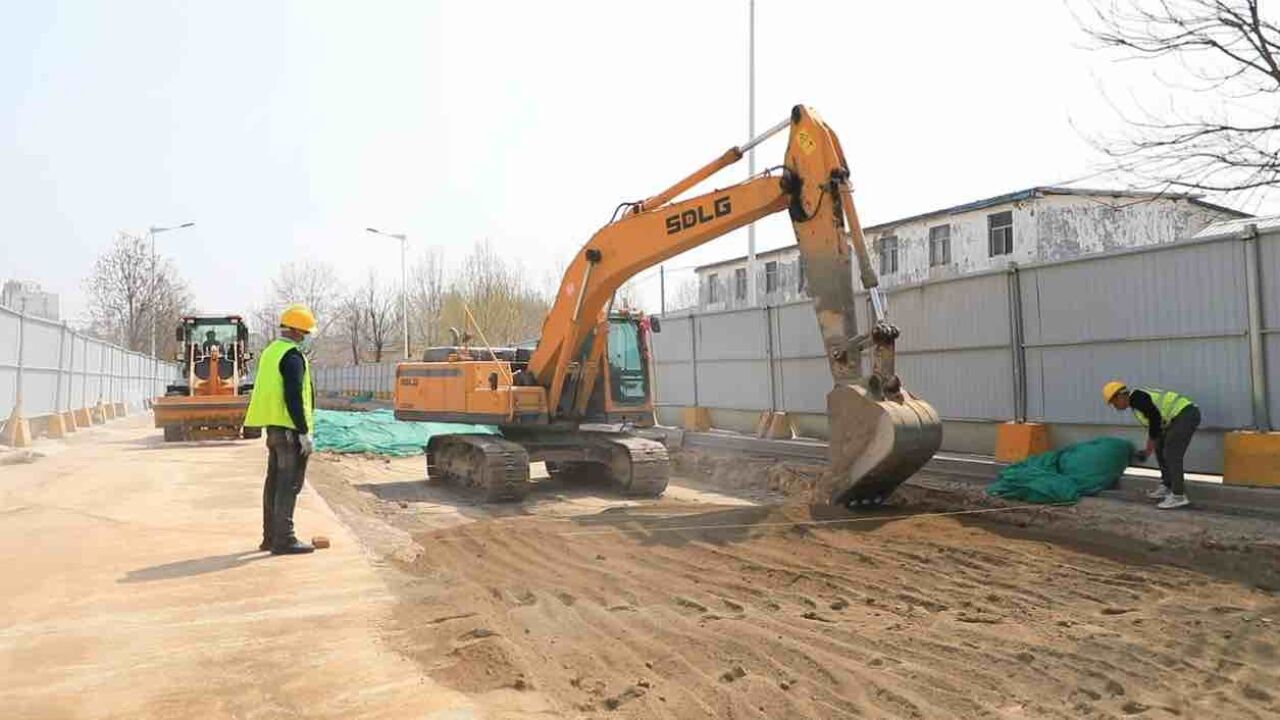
[279,303,317,333]
[1102,380,1127,403]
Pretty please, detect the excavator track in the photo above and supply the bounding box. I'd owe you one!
[426,434,532,502]
[589,433,670,497]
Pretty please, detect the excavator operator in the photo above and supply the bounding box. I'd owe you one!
[244,304,318,555]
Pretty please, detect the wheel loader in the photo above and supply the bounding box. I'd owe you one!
[394,105,942,505]
[153,315,259,442]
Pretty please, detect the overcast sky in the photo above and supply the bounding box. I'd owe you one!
[4,0,1276,324]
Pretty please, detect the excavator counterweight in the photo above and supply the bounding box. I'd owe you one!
[393,105,942,504]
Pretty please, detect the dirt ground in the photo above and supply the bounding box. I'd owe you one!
[308,450,1280,720]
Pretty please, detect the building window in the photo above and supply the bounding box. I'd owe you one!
[929,224,951,266]
[878,235,899,275]
[988,211,1013,256]
[764,260,779,293]
[707,273,719,303]
[734,267,747,301]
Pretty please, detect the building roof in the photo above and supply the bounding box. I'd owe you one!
[693,185,1251,272]
[861,185,1250,232]
[1191,214,1280,242]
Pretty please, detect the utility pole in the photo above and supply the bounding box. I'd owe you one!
[746,0,758,307]
[366,227,410,360]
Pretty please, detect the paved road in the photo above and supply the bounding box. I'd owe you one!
[0,415,497,719]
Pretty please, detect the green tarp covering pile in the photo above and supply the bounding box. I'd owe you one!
[313,409,496,457]
[987,437,1134,504]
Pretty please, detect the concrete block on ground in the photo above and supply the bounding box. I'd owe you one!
[682,407,711,432]
[755,412,793,439]
[61,411,78,432]
[113,402,127,417]
[90,405,106,424]
[75,407,93,427]
[1224,431,1280,488]
[994,422,1050,463]
[1,408,32,448]
[43,414,69,439]
[102,403,117,420]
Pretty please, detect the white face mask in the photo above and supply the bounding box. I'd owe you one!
[299,334,314,351]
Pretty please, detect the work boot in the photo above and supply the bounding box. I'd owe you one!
[271,538,315,555]
[259,537,272,552]
[1146,485,1170,500]
[1156,494,1190,510]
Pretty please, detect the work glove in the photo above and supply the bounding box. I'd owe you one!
[298,432,314,457]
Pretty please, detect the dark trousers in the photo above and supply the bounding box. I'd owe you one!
[1155,406,1200,495]
[262,427,308,548]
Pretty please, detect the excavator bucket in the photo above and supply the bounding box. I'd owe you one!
[826,383,943,506]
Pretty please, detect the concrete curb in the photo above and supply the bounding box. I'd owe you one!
[654,428,1280,521]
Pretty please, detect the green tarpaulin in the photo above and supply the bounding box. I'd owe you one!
[987,437,1134,504]
[313,409,496,457]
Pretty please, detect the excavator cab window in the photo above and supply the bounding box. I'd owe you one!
[606,319,648,406]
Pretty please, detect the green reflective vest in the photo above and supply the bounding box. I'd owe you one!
[1132,387,1194,429]
[244,338,314,431]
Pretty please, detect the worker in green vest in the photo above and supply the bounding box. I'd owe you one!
[245,304,318,555]
[1102,381,1200,510]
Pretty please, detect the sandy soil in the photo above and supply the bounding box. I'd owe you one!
[309,451,1280,720]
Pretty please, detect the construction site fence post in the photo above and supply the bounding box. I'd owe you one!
[1243,226,1271,430]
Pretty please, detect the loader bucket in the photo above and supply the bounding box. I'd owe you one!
[826,383,942,506]
[153,395,251,440]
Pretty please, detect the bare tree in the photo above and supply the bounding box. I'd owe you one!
[408,248,447,350]
[445,240,550,346]
[84,233,193,356]
[669,278,701,312]
[336,292,365,364]
[614,279,641,311]
[1078,0,1280,194]
[359,271,400,362]
[268,260,343,336]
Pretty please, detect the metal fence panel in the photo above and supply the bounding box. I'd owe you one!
[777,357,831,413]
[1028,338,1252,427]
[883,273,1011,351]
[1022,242,1247,345]
[772,302,824,360]
[903,349,1014,421]
[695,309,767,362]
[0,304,178,425]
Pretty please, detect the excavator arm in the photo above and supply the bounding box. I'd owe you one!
[529,105,941,505]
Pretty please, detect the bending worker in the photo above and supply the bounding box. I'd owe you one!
[1102,381,1200,510]
[245,304,318,555]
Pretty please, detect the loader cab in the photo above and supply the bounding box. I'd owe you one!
[169,315,254,396]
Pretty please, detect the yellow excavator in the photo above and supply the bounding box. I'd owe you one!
[394,105,942,505]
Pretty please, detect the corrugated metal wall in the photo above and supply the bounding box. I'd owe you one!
[653,229,1280,465]
[312,362,398,395]
[0,304,178,421]
[308,227,1279,473]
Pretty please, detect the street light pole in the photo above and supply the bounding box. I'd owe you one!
[146,222,195,392]
[366,227,410,360]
